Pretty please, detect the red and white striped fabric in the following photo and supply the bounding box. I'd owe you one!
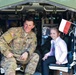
[59,19,72,34]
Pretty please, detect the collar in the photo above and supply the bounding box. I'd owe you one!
[55,36,60,42]
[51,36,60,43]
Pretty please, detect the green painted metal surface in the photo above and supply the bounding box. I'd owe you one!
[0,0,76,11]
[0,0,24,8]
[49,0,76,10]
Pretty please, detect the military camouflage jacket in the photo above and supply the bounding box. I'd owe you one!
[0,27,37,58]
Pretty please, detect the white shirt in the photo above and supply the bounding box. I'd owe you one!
[46,36,68,64]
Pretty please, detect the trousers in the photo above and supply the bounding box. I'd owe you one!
[42,56,56,75]
[1,53,39,75]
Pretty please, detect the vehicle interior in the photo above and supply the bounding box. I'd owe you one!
[0,0,76,75]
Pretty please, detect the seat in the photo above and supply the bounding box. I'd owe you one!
[49,51,73,72]
[0,52,25,74]
[49,51,74,75]
[49,35,74,75]
[0,64,24,74]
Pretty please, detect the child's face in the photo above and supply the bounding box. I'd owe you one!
[50,29,60,40]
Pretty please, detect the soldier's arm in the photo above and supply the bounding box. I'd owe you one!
[0,28,14,57]
[26,33,37,56]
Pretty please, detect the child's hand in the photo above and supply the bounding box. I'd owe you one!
[42,54,48,61]
[56,61,62,65]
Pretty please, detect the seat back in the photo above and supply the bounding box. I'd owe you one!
[63,35,72,52]
[67,51,73,64]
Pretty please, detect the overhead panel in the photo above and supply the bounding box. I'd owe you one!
[0,0,76,12]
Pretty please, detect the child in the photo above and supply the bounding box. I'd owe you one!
[42,27,68,75]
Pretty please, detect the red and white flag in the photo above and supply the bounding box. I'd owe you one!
[59,19,72,34]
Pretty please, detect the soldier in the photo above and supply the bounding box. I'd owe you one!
[0,17,39,75]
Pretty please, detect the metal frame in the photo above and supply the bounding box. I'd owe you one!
[0,0,76,12]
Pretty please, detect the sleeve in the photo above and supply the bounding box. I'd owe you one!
[26,33,37,56]
[44,40,53,56]
[58,40,68,63]
[0,28,14,57]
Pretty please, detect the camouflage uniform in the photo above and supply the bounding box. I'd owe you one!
[0,27,39,75]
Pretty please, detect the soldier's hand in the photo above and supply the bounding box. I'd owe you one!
[20,52,28,61]
[6,52,13,58]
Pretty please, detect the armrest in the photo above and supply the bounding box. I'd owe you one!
[49,64,68,72]
[49,64,66,67]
